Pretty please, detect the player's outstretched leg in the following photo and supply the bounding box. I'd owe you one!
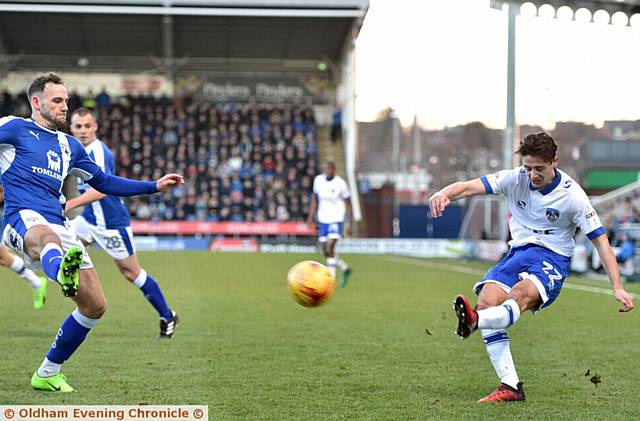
[453,294,478,339]
[478,382,525,403]
[57,247,83,297]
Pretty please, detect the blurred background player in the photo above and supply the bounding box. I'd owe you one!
[0,73,184,392]
[0,182,48,309]
[429,132,634,402]
[307,161,353,287]
[66,107,178,339]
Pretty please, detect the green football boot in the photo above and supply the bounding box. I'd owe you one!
[339,268,353,288]
[31,372,75,393]
[57,247,83,297]
[33,277,48,310]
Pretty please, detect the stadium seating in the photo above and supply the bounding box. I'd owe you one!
[1,91,319,222]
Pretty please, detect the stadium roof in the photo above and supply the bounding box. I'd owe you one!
[0,0,369,76]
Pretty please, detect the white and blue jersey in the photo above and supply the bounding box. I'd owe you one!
[312,174,350,242]
[476,166,605,311]
[0,116,102,226]
[0,115,156,245]
[481,167,604,257]
[78,139,130,229]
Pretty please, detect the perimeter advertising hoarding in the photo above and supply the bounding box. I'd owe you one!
[177,75,334,104]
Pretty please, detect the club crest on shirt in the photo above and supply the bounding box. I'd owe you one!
[516,200,526,209]
[46,150,61,172]
[545,208,560,222]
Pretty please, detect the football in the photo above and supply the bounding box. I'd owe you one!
[287,260,336,307]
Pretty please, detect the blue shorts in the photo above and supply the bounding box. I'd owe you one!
[473,244,570,312]
[318,222,343,242]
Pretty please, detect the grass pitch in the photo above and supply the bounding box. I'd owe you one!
[0,251,639,419]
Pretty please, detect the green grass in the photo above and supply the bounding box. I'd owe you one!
[1,251,639,419]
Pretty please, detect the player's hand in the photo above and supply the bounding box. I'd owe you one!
[156,174,184,191]
[429,192,450,218]
[614,288,634,312]
[345,222,353,237]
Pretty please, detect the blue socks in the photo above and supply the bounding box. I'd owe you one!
[40,243,63,282]
[134,269,172,320]
[46,309,98,364]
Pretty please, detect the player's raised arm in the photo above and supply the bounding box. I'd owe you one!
[591,233,635,312]
[429,178,487,218]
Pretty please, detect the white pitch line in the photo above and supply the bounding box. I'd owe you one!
[378,255,636,298]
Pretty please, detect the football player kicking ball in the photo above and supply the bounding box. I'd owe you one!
[429,132,634,402]
[66,107,178,339]
[0,73,184,392]
[307,161,353,287]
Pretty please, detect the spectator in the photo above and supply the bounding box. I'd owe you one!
[331,108,342,143]
[95,87,112,109]
[616,232,635,264]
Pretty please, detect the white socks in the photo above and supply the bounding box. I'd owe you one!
[479,299,522,389]
[336,256,349,272]
[133,269,148,288]
[9,255,43,289]
[326,257,337,278]
[37,358,61,378]
[477,299,521,330]
[482,328,520,389]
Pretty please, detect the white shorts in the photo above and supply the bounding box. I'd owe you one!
[2,209,93,271]
[70,215,136,261]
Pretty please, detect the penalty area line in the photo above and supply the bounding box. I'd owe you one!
[377,255,635,298]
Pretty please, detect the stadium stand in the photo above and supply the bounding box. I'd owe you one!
[1,91,320,222]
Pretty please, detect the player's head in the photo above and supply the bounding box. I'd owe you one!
[27,73,68,130]
[516,132,559,190]
[70,107,99,145]
[324,161,336,180]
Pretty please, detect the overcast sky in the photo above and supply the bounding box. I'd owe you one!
[355,0,640,129]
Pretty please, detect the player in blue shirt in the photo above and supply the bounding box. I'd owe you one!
[0,73,184,392]
[429,132,634,402]
[65,107,178,338]
[0,182,48,309]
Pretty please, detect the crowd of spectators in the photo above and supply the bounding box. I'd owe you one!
[595,194,639,275]
[1,89,320,222]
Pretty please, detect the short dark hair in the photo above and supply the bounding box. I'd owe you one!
[70,107,97,122]
[516,132,558,163]
[27,72,64,99]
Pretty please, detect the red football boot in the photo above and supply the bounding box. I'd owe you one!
[478,382,525,403]
[452,294,478,339]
